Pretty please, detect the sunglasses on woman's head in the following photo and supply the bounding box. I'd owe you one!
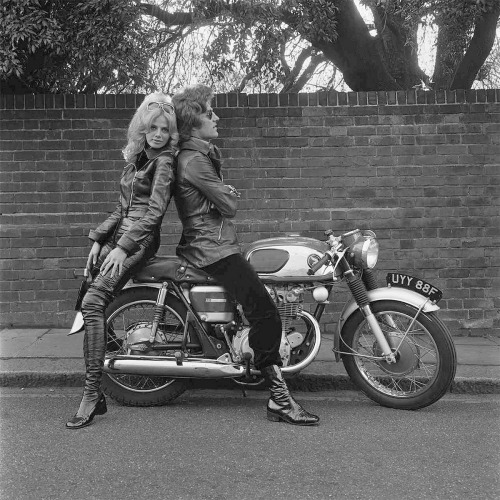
[147,101,174,113]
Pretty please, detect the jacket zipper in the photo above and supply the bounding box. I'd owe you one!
[127,169,138,215]
[218,219,224,241]
[127,151,164,214]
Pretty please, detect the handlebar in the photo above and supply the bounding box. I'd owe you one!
[307,253,331,275]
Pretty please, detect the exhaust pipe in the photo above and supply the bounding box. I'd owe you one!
[103,356,256,378]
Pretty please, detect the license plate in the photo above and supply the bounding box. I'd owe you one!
[386,273,443,303]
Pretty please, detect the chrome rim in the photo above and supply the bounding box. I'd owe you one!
[105,300,185,392]
[349,310,440,398]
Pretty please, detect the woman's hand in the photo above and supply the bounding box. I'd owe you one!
[86,241,102,272]
[100,247,127,278]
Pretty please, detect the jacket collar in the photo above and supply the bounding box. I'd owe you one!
[132,144,175,171]
[144,144,174,160]
[181,137,219,158]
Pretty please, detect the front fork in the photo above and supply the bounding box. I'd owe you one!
[344,267,396,363]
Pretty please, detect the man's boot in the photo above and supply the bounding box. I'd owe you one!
[261,365,319,426]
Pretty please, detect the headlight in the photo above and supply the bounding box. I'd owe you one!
[351,237,379,269]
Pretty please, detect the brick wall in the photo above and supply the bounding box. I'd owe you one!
[1,90,499,336]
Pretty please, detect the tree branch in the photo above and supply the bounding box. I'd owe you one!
[282,53,326,93]
[280,41,291,78]
[451,5,500,89]
[136,2,196,25]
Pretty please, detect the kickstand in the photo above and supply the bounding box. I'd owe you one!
[241,352,253,398]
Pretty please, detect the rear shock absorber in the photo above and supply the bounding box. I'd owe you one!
[148,282,169,344]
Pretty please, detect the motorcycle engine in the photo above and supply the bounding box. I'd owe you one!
[231,284,305,366]
[232,327,304,367]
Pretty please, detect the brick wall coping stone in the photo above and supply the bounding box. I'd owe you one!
[1,89,500,110]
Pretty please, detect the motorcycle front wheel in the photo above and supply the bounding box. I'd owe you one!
[102,287,190,407]
[341,300,457,410]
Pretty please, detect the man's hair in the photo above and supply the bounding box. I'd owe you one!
[172,84,214,142]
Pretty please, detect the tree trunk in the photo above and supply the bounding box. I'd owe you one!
[306,0,401,90]
[451,6,500,89]
[433,12,473,89]
[370,5,428,89]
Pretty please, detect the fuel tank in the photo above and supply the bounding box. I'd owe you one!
[243,235,335,277]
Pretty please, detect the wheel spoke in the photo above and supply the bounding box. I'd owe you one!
[352,309,440,398]
[106,300,186,393]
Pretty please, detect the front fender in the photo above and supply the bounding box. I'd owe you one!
[334,287,440,361]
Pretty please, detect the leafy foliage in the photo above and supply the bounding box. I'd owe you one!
[146,0,498,92]
[1,0,498,93]
[0,0,64,79]
[0,0,154,93]
[153,0,341,93]
[360,0,499,89]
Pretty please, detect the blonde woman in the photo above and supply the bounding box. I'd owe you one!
[66,93,178,429]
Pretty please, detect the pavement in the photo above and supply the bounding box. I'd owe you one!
[0,327,499,394]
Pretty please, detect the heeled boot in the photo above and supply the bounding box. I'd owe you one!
[261,365,320,426]
[66,393,107,430]
[66,297,108,430]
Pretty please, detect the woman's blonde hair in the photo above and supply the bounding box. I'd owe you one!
[122,92,179,163]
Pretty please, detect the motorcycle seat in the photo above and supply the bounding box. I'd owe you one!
[133,256,216,284]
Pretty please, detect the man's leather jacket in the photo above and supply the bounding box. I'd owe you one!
[174,137,240,268]
[89,146,175,256]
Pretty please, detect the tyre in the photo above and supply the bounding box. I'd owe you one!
[102,287,190,406]
[341,300,457,410]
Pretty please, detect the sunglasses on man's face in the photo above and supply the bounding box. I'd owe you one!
[147,101,174,114]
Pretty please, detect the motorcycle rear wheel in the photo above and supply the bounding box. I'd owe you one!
[102,287,190,407]
[341,300,457,410]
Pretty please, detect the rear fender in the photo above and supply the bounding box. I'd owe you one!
[334,287,440,361]
[122,281,163,290]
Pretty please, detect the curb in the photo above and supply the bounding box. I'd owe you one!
[1,371,499,395]
[450,377,500,395]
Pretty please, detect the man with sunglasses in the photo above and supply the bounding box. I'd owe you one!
[172,84,319,426]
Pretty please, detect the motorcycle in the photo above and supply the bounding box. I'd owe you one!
[70,228,457,410]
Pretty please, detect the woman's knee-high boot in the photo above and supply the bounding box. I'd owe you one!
[261,365,319,426]
[66,293,108,430]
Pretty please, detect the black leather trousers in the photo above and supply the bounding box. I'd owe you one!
[78,222,155,413]
[202,253,282,370]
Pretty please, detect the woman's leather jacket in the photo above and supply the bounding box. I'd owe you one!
[89,146,176,256]
[174,137,240,268]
